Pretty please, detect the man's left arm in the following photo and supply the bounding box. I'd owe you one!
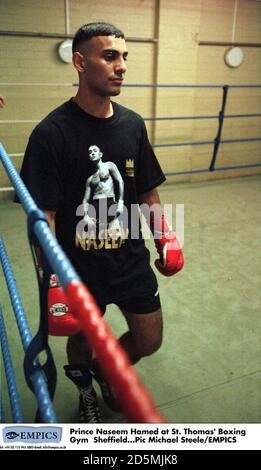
[138,188,184,276]
[109,163,124,213]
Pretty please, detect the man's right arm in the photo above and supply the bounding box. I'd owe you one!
[83,179,92,215]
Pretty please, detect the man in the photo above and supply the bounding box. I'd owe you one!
[19,22,184,423]
[79,144,124,241]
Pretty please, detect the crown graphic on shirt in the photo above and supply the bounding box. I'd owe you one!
[126,159,134,168]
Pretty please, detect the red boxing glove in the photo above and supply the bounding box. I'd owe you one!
[48,274,80,336]
[154,216,184,276]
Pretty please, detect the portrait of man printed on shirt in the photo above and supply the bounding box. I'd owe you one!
[76,144,128,249]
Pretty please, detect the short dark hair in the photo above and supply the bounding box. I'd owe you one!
[72,22,125,52]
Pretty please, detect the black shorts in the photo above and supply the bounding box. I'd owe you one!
[70,242,161,315]
[98,288,161,315]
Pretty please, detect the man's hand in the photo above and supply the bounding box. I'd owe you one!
[154,216,184,276]
[83,213,96,231]
[116,199,124,216]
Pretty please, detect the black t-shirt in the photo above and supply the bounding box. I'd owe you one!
[19,99,166,303]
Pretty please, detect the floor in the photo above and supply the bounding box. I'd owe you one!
[0,175,260,424]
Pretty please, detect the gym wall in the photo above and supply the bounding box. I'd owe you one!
[0,0,260,199]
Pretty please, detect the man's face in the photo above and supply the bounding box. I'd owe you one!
[76,35,128,97]
[89,145,102,162]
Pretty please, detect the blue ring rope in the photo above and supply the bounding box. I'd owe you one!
[0,239,34,352]
[215,163,261,171]
[165,162,261,176]
[73,82,261,89]
[123,84,224,88]
[144,113,261,121]
[0,396,5,423]
[153,141,213,147]
[152,137,261,148]
[33,220,80,287]
[122,84,261,88]
[144,115,218,121]
[0,306,24,423]
[225,113,261,119]
[0,238,57,423]
[221,137,261,144]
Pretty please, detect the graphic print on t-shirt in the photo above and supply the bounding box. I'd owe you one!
[75,144,128,251]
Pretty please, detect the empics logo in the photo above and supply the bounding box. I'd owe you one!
[5,431,19,439]
[3,426,62,443]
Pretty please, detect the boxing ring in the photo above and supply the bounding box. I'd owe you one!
[123,83,261,175]
[0,82,260,190]
[0,82,260,423]
[0,143,164,424]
